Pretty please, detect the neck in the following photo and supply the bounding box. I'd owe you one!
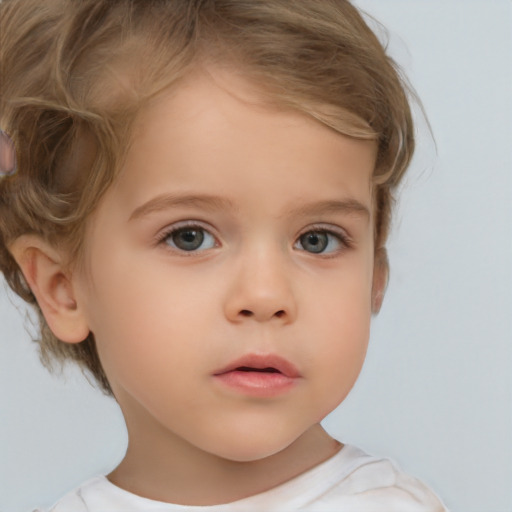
[108,415,342,506]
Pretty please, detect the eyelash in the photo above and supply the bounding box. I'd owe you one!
[155,221,352,256]
[294,225,352,257]
[155,221,218,255]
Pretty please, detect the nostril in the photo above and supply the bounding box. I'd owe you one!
[237,309,287,319]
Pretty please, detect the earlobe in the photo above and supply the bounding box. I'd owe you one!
[371,247,389,314]
[9,235,90,343]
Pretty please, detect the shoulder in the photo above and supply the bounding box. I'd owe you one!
[308,444,449,511]
[32,476,105,512]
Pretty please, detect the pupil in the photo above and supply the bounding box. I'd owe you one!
[182,231,196,242]
[302,232,327,253]
[173,229,204,250]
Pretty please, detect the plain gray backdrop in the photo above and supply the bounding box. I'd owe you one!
[1,1,511,511]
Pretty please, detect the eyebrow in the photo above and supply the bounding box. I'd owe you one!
[129,193,239,221]
[128,193,370,222]
[283,198,370,220]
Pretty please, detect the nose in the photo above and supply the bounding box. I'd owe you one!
[223,245,297,324]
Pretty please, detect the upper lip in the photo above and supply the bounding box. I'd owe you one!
[213,354,301,378]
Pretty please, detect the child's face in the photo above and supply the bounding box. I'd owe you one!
[75,68,378,461]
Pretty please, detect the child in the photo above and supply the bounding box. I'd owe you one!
[0,0,449,510]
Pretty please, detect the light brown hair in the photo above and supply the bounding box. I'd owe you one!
[0,0,414,396]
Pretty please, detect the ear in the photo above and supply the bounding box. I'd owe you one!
[371,247,389,314]
[9,235,90,343]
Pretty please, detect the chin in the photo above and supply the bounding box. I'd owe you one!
[215,444,290,463]
[199,428,300,463]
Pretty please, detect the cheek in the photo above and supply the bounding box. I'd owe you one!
[308,319,369,423]
[86,260,220,389]
[315,300,370,381]
[310,255,373,341]
[303,265,372,410]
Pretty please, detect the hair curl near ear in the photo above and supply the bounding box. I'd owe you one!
[0,130,17,176]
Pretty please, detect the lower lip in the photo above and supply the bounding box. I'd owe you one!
[213,371,298,397]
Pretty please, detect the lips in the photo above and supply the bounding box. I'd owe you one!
[213,354,301,378]
[213,354,301,397]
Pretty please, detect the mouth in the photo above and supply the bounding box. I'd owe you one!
[213,354,301,378]
[236,366,281,373]
[213,354,301,397]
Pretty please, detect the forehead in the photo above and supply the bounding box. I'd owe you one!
[106,67,377,221]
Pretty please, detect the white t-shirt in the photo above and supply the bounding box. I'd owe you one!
[34,444,448,512]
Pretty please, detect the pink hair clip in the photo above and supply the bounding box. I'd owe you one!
[0,129,17,176]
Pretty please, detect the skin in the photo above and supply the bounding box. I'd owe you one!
[12,68,383,505]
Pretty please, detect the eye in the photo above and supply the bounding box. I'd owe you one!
[295,229,346,254]
[161,225,217,252]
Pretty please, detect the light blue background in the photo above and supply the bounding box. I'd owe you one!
[1,1,511,511]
